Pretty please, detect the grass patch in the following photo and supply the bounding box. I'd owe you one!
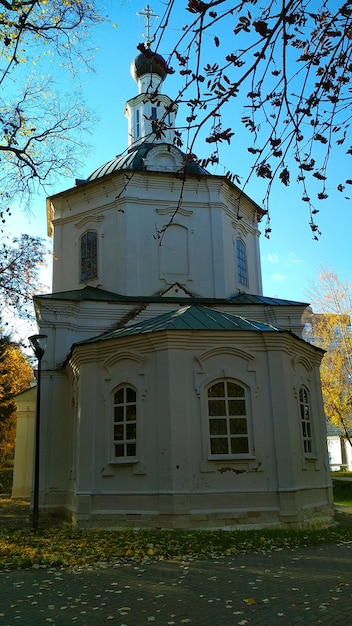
[331,470,352,477]
[1,495,351,572]
[334,498,352,506]
[1,524,352,572]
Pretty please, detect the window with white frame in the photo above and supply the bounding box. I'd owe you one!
[113,386,137,459]
[299,386,313,455]
[80,231,98,282]
[207,380,251,456]
[236,239,248,287]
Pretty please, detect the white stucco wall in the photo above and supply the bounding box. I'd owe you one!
[48,172,263,299]
[328,435,352,471]
[12,387,36,499]
[40,326,332,528]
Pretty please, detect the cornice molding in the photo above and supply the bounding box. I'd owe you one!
[156,207,193,217]
[75,215,104,229]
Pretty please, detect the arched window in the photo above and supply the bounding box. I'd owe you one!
[113,386,137,459]
[136,109,140,138]
[299,386,313,455]
[207,380,250,456]
[236,239,248,287]
[80,231,98,282]
[159,223,189,278]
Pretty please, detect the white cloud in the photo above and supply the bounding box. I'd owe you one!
[286,252,303,266]
[267,253,279,263]
[271,272,287,282]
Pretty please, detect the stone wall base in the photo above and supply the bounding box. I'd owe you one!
[40,505,334,531]
[74,508,333,531]
[39,488,335,530]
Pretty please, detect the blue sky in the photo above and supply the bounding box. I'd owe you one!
[7,0,350,308]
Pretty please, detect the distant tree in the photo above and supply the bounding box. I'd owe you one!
[0,337,33,466]
[149,1,352,235]
[305,269,352,445]
[0,1,105,336]
[0,0,102,212]
[0,233,47,330]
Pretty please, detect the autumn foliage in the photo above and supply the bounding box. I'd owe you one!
[305,269,352,443]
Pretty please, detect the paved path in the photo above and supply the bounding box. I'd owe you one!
[1,541,352,625]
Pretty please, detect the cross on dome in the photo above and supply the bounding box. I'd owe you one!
[137,4,159,47]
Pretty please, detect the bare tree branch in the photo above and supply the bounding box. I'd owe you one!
[147,1,352,235]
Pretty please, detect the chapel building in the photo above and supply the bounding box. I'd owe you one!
[14,41,334,529]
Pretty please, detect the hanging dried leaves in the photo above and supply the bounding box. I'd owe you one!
[153,0,352,235]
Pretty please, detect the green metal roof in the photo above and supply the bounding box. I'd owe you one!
[35,286,127,303]
[76,305,282,346]
[36,286,307,308]
[86,143,209,182]
[227,293,308,306]
[36,285,214,304]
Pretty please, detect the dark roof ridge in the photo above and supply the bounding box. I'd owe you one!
[36,286,309,308]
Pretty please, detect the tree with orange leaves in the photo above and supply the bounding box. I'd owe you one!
[305,269,352,445]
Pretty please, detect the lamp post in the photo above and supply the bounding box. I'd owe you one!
[29,334,47,531]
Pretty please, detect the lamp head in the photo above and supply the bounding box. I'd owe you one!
[29,334,47,361]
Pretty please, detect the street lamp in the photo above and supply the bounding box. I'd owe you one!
[29,334,47,531]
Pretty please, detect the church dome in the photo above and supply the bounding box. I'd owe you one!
[87,143,209,182]
[131,50,168,82]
